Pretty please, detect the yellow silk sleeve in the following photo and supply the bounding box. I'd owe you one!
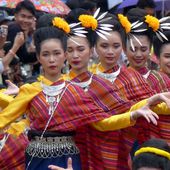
[92,99,170,132]
[0,90,14,109]
[92,112,134,131]
[0,83,41,129]
[91,100,148,131]
[6,118,30,137]
[130,99,170,115]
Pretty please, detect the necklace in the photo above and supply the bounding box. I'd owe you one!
[26,82,71,170]
[41,81,66,115]
[96,66,121,83]
[142,70,151,79]
[70,75,93,92]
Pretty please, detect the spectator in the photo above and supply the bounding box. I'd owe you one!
[6,0,37,65]
[0,10,24,75]
[0,10,13,49]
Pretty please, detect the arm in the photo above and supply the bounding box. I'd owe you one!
[6,118,30,136]
[92,92,170,132]
[0,83,41,129]
[0,89,14,109]
[92,111,135,131]
[130,92,170,115]
[2,32,25,70]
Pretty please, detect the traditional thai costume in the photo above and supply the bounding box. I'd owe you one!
[0,75,150,170]
[0,75,169,170]
[132,66,170,143]
[64,70,133,170]
[92,64,155,169]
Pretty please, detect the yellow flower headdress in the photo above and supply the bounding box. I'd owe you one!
[52,17,87,37]
[118,14,146,51]
[78,8,113,40]
[145,15,170,42]
[135,147,170,160]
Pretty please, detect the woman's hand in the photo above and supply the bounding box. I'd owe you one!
[131,105,159,125]
[147,92,170,108]
[131,92,170,125]
[48,158,73,170]
[3,80,19,95]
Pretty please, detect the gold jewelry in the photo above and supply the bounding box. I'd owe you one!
[135,147,170,160]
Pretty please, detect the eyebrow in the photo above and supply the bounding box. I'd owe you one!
[163,53,170,55]
[67,45,85,48]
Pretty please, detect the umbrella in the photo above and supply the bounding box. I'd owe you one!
[118,0,170,11]
[107,0,123,9]
[0,0,70,15]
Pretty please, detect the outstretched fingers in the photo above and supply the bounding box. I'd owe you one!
[143,110,159,125]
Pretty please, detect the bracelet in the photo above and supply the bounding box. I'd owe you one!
[9,50,16,56]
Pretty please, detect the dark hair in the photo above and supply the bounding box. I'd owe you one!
[80,1,97,14]
[137,0,156,9]
[126,8,153,44]
[66,0,80,10]
[15,0,36,16]
[33,26,68,55]
[126,8,147,23]
[95,13,127,47]
[65,8,95,48]
[36,13,56,29]
[153,30,170,58]
[132,138,170,170]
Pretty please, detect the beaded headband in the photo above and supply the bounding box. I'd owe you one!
[135,147,170,160]
[78,8,113,40]
[144,15,170,42]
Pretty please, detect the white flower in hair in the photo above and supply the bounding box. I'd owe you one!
[118,14,146,51]
[52,17,87,37]
[78,8,113,40]
[145,15,170,42]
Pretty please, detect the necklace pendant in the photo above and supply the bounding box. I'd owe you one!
[84,86,89,92]
[47,96,56,103]
[56,95,60,103]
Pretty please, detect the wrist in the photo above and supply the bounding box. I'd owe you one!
[11,45,20,54]
[130,111,137,121]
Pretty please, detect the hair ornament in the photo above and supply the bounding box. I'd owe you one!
[145,15,170,42]
[78,8,113,40]
[118,14,146,51]
[135,147,170,160]
[52,17,87,37]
